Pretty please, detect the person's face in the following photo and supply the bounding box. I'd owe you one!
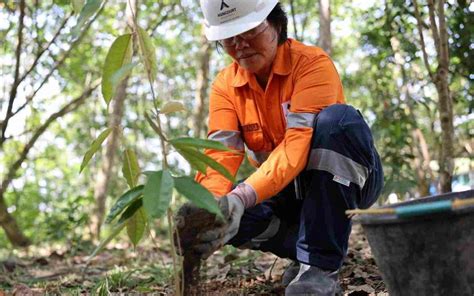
[220,20,279,79]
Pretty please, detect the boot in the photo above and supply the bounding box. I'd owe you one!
[285,263,342,296]
[281,261,300,286]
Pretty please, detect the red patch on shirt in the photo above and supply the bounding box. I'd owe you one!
[242,123,260,132]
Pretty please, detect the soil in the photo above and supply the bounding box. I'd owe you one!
[0,224,387,295]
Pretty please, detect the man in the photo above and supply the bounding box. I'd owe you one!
[182,1,384,295]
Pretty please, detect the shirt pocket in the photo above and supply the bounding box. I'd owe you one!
[242,125,266,152]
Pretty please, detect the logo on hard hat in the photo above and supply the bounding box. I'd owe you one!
[220,0,229,10]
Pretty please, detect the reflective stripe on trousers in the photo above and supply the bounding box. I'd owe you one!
[227,104,384,270]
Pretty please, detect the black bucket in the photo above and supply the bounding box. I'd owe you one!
[355,189,474,296]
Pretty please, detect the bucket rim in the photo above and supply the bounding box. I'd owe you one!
[355,189,474,225]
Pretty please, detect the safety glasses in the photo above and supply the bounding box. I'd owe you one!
[219,21,269,47]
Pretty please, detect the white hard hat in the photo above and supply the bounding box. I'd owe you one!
[200,0,279,41]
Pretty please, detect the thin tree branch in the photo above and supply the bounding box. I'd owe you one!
[18,13,72,85]
[32,0,41,51]
[1,0,26,148]
[149,3,177,37]
[427,0,441,56]
[437,0,449,69]
[10,6,104,119]
[412,0,436,81]
[289,0,299,40]
[0,81,100,197]
[300,0,313,41]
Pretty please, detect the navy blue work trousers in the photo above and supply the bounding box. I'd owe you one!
[227,104,384,270]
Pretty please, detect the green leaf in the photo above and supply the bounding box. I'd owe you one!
[126,207,147,247]
[88,222,126,262]
[73,0,102,34]
[143,170,174,219]
[174,176,223,218]
[171,137,233,152]
[175,147,207,174]
[102,34,133,106]
[142,170,158,177]
[136,26,158,83]
[122,149,140,188]
[80,127,113,173]
[110,62,137,91]
[105,185,144,224]
[176,147,236,183]
[71,0,84,13]
[160,101,186,114]
[118,199,143,223]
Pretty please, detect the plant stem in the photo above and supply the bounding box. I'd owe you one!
[167,209,182,296]
[155,114,169,170]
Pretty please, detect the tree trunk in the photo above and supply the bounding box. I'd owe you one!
[192,28,211,139]
[92,78,128,238]
[0,198,30,247]
[318,0,332,54]
[434,0,453,193]
[413,0,454,193]
[412,129,433,196]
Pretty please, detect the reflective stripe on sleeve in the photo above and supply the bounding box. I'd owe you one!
[286,112,316,129]
[247,149,270,165]
[306,148,369,188]
[208,130,244,151]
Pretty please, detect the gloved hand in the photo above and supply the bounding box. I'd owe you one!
[173,202,226,256]
[192,194,245,259]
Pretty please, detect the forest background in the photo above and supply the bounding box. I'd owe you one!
[0,0,472,294]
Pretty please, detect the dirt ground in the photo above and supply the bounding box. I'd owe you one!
[0,224,387,295]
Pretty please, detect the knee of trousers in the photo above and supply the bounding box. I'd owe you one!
[311,104,376,171]
[306,104,384,207]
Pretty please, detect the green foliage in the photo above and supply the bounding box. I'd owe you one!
[122,149,140,188]
[71,0,85,14]
[105,185,144,224]
[102,34,133,106]
[118,199,143,223]
[1,0,469,268]
[80,127,114,173]
[73,0,102,34]
[170,137,233,152]
[175,146,236,183]
[94,268,138,294]
[174,176,223,218]
[126,207,147,247]
[110,62,138,91]
[137,26,158,83]
[143,170,174,219]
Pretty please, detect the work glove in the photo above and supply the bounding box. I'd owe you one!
[173,202,226,256]
[192,194,245,259]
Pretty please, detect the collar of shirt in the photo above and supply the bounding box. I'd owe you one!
[231,39,293,88]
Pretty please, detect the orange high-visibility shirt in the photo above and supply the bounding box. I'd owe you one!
[195,39,345,203]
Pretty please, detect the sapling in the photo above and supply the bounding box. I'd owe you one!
[77,1,237,294]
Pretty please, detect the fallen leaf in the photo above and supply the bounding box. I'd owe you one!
[216,265,231,280]
[264,258,289,281]
[12,284,38,296]
[347,284,375,294]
